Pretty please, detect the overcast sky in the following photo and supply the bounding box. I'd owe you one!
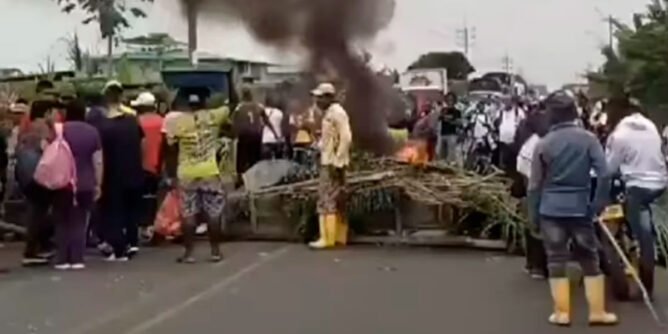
[0,0,647,88]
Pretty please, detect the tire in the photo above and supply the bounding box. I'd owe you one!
[598,230,630,301]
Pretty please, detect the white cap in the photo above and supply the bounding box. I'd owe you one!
[311,82,336,97]
[102,80,123,93]
[131,92,156,107]
[188,94,202,104]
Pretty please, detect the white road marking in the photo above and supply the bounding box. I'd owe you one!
[123,245,290,334]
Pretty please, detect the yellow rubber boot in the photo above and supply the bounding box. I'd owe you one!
[324,214,337,248]
[308,215,330,249]
[584,276,618,326]
[335,214,349,246]
[548,278,571,326]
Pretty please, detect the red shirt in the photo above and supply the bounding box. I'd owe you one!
[19,111,63,133]
[139,113,164,174]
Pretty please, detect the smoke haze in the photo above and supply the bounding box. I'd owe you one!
[181,0,398,154]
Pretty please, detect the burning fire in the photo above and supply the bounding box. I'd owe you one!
[396,139,429,166]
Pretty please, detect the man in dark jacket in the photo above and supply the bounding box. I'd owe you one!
[513,106,549,279]
[528,91,617,326]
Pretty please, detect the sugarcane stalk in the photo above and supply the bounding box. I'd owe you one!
[597,219,665,327]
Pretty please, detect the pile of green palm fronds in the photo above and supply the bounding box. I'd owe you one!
[252,158,525,246]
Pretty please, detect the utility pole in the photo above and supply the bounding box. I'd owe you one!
[502,54,513,75]
[502,53,515,94]
[456,22,476,57]
[608,15,614,48]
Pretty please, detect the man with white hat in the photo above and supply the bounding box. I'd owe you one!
[309,82,352,249]
[104,80,136,117]
[133,92,164,237]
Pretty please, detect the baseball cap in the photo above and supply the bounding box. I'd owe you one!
[102,80,123,93]
[131,92,157,107]
[9,102,29,114]
[188,94,202,104]
[311,83,336,97]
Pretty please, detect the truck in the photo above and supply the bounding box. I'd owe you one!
[399,68,448,116]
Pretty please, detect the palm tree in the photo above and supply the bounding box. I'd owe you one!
[56,0,153,77]
[184,0,201,64]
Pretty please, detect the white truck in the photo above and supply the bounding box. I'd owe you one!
[399,68,448,94]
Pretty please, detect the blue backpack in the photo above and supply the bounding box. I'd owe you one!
[15,146,41,189]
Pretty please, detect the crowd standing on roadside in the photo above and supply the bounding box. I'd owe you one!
[0,78,358,270]
[405,87,668,327]
[1,78,667,328]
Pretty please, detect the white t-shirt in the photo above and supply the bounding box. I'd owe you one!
[262,107,284,143]
[499,108,524,144]
[517,134,540,179]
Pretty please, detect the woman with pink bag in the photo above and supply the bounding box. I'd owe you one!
[47,101,103,270]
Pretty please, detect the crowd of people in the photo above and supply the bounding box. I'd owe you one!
[0,79,352,270]
[1,77,666,327]
[405,88,668,327]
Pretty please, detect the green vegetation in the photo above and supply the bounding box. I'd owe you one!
[55,0,153,76]
[590,1,668,114]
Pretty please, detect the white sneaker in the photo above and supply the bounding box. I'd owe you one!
[54,264,71,270]
[70,263,86,270]
[105,255,129,262]
[128,247,140,255]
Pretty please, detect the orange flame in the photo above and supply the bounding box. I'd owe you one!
[396,139,429,166]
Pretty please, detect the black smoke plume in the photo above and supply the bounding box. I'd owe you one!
[181,0,398,154]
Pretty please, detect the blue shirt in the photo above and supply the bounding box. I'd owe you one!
[528,122,610,218]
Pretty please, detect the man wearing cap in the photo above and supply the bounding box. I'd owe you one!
[528,91,617,326]
[165,90,230,263]
[309,83,352,249]
[95,81,144,261]
[133,92,164,231]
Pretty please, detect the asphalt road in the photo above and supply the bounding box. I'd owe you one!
[0,242,666,334]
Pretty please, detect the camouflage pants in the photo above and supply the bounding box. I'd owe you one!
[317,166,346,215]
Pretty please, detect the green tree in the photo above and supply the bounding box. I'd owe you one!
[407,51,475,80]
[55,0,153,77]
[63,32,84,72]
[590,0,668,111]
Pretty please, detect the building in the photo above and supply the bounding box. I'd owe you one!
[0,68,24,80]
[88,50,303,86]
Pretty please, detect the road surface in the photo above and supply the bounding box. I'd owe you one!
[0,242,665,334]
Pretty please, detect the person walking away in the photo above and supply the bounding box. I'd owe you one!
[232,87,264,187]
[309,83,352,249]
[528,91,617,326]
[515,107,549,279]
[436,93,462,164]
[497,96,525,172]
[51,100,102,270]
[165,93,231,263]
[133,92,164,240]
[16,100,56,266]
[96,82,144,261]
[605,99,668,298]
[261,94,284,160]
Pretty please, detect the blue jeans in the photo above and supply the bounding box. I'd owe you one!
[436,135,459,164]
[625,187,665,269]
[540,216,601,278]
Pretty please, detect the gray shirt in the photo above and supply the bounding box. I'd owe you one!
[528,122,610,218]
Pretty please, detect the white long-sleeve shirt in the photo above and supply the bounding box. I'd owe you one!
[606,113,668,190]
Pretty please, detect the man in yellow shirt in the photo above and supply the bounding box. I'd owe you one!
[165,93,230,263]
[309,83,352,249]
